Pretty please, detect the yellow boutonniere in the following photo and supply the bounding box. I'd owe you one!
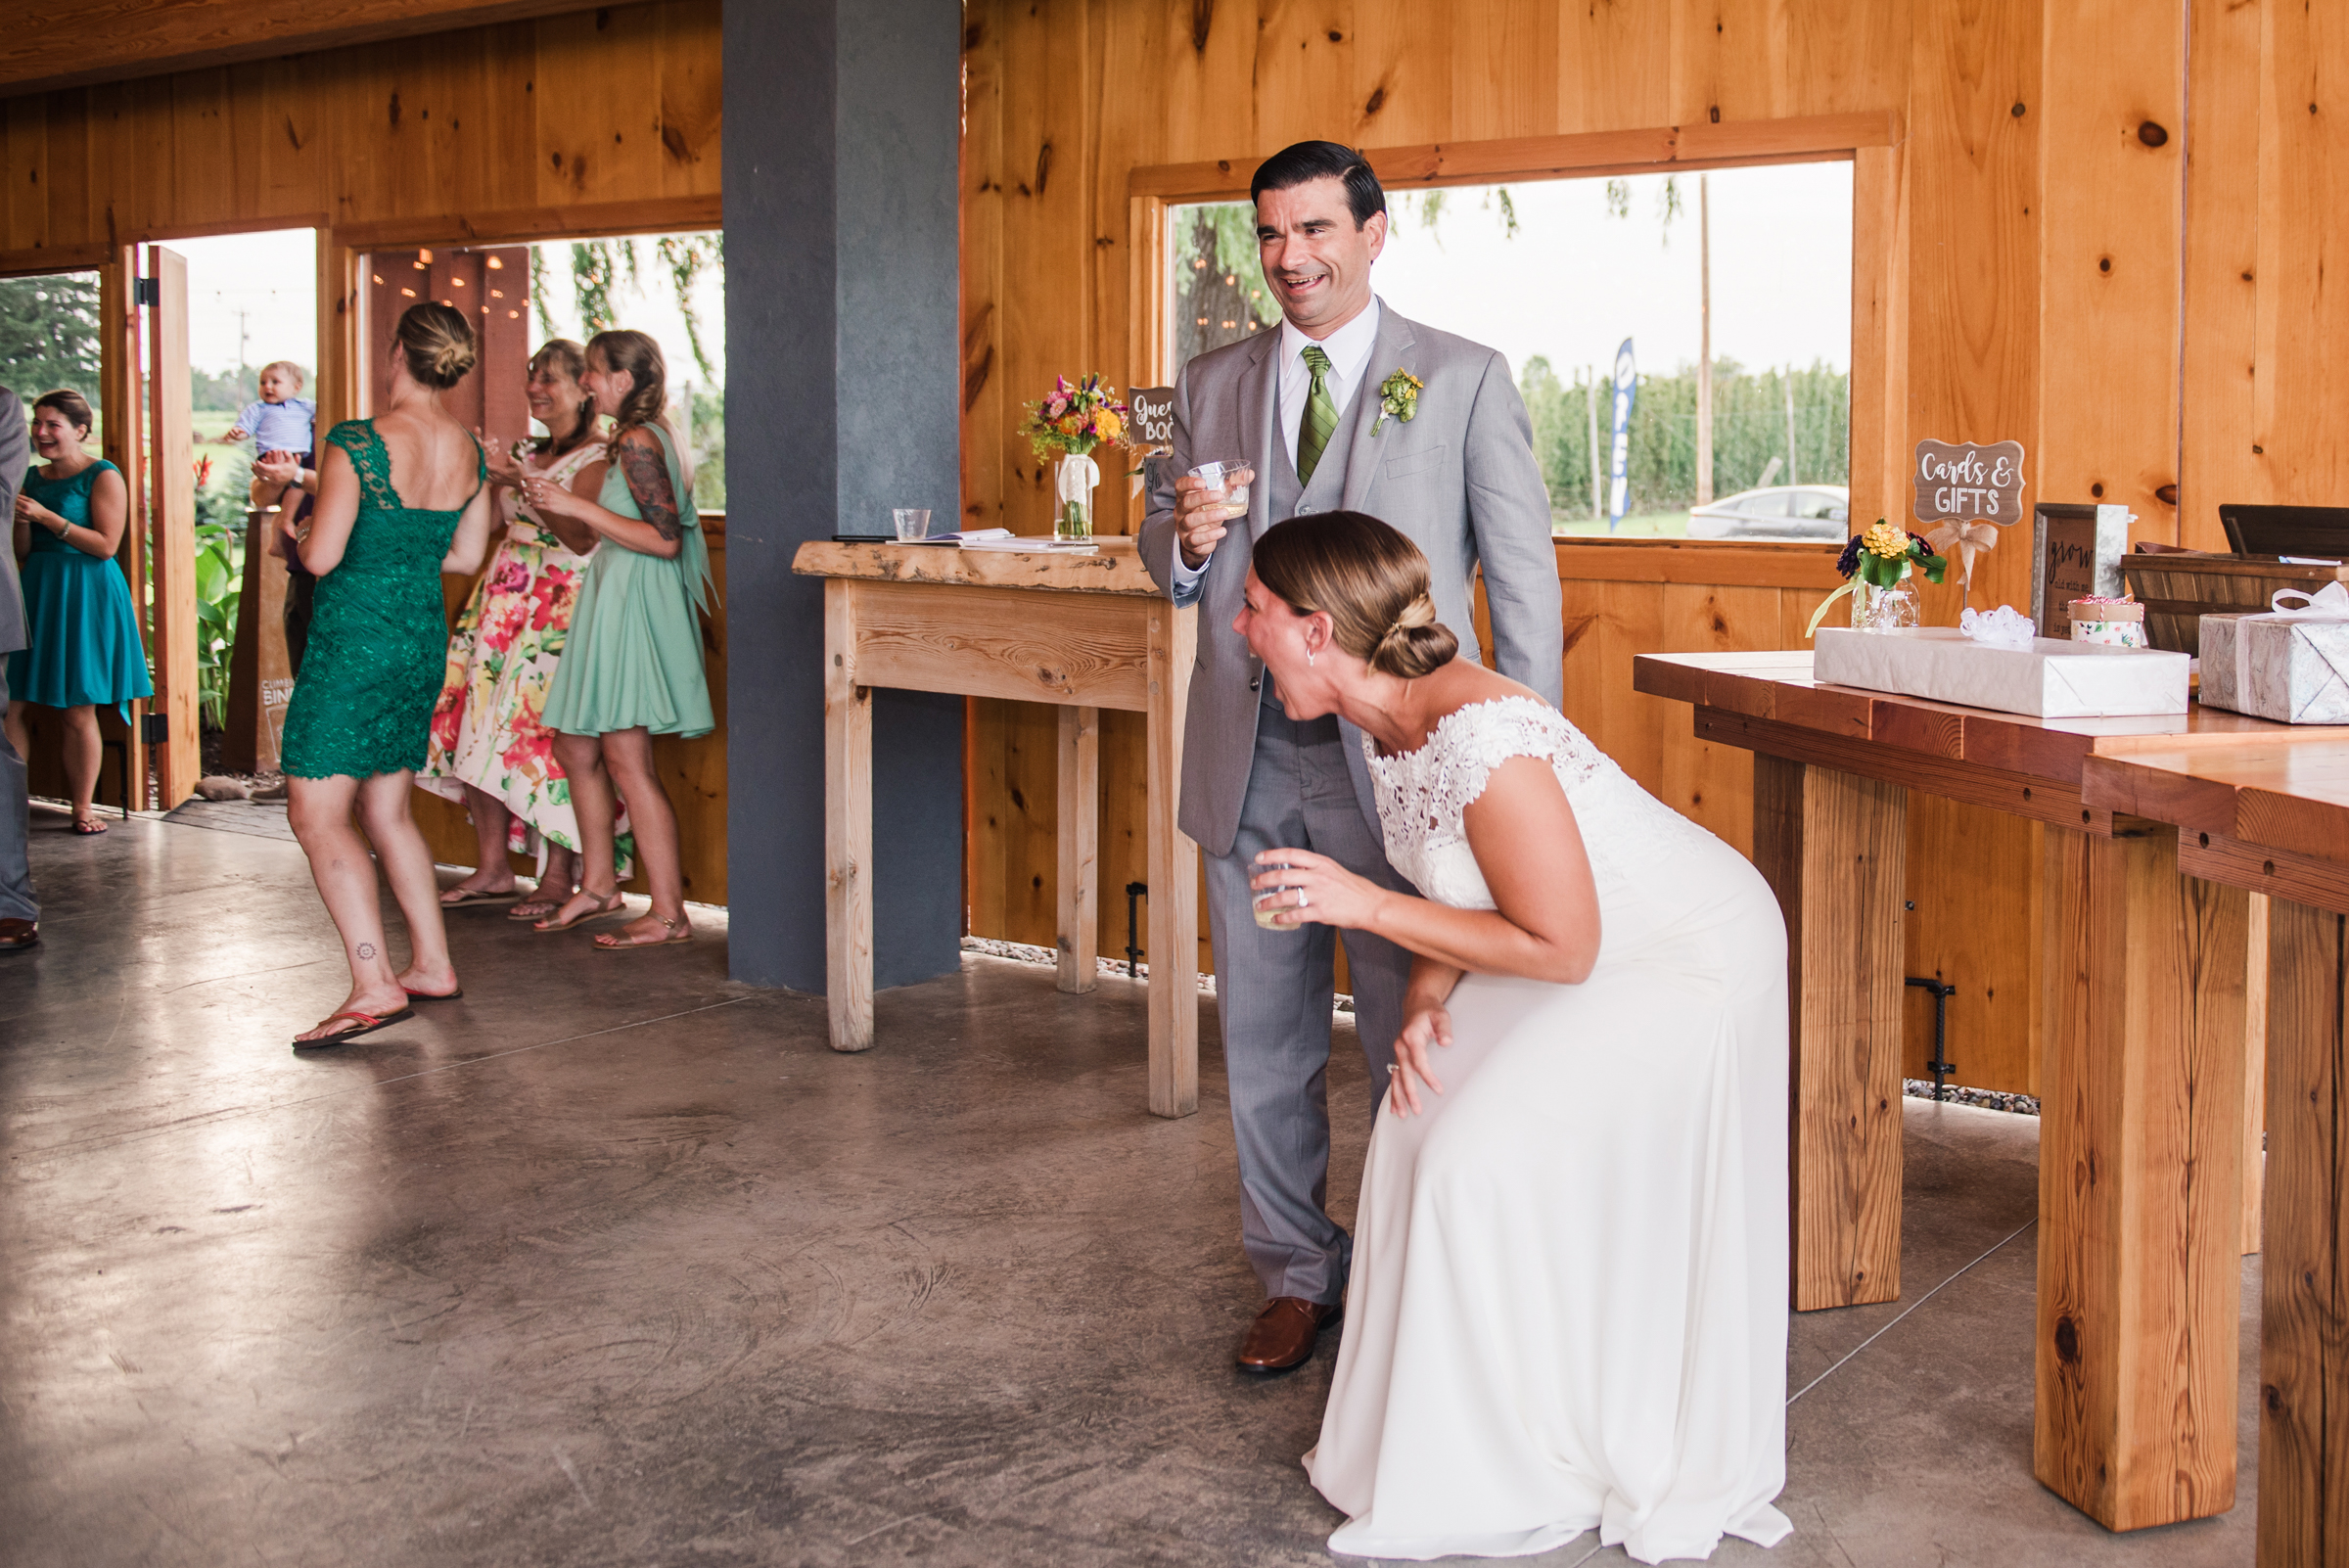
[1372,368,1423,436]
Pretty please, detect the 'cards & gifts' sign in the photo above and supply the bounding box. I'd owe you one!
[1914,438,2028,527]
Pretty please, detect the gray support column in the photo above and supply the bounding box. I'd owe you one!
[723,0,963,992]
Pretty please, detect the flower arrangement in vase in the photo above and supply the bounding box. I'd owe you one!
[1018,374,1132,541]
[1807,520,1949,636]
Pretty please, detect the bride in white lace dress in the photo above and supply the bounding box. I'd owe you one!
[1235,513,1791,1564]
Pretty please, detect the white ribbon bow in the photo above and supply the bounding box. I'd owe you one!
[2268,581,2349,619]
[1055,451,1100,506]
[1926,520,2000,591]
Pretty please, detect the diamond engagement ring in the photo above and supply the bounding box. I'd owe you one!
[1294,890,1309,909]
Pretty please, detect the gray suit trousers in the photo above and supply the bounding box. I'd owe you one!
[1207,691,1413,1306]
[0,662,35,922]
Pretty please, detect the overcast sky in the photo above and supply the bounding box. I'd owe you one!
[1314,161,1854,385]
[165,228,725,388]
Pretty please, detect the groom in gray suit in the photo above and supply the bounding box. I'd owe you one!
[1141,142,1562,1371]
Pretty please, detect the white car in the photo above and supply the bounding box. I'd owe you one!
[1686,484,1849,541]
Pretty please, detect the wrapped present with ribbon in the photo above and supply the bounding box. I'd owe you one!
[2197,581,2349,723]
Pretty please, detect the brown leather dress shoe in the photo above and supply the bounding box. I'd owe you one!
[0,917,36,952]
[1236,1296,1339,1374]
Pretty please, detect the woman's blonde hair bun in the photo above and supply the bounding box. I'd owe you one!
[394,300,478,390]
[1250,511,1461,680]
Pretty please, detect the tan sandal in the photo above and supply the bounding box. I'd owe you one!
[533,891,625,933]
[594,913,691,950]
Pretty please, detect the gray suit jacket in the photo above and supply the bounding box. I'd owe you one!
[0,388,27,655]
[1140,300,1563,859]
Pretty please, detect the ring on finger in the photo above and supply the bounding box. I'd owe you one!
[1294,889,1310,909]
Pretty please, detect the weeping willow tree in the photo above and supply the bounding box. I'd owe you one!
[532,234,724,381]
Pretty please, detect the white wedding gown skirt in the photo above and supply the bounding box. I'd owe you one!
[1306,700,1791,1564]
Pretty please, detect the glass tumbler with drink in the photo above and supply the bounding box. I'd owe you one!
[1254,861,1304,931]
[1189,459,1250,529]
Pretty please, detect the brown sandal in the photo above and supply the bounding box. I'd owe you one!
[594,913,691,950]
[533,891,624,933]
[71,816,109,835]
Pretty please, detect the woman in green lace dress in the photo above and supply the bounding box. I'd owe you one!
[528,329,714,950]
[278,302,497,1047]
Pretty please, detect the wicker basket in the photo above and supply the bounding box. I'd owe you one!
[2118,549,2349,655]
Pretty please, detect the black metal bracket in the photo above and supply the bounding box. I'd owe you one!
[134,276,161,307]
[140,712,169,744]
[1124,882,1148,977]
[1906,976,1958,1099]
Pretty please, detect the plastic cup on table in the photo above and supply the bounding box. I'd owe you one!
[893,508,932,542]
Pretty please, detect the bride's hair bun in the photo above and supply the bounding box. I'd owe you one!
[395,301,479,390]
[1252,511,1461,679]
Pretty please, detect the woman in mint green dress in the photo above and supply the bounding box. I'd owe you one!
[5,390,154,834]
[277,302,497,1047]
[528,329,713,950]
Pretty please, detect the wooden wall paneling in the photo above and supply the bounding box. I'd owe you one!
[995,0,1091,538]
[1652,581,1785,849]
[248,55,329,222]
[166,69,237,234]
[651,0,722,194]
[2037,1,2183,545]
[1906,0,2039,618]
[534,7,665,208]
[2256,0,2349,508]
[1089,1,1153,535]
[2178,0,2264,551]
[1902,798,2045,1092]
[1258,0,1362,151]
[1555,0,1670,136]
[1849,139,1908,549]
[1446,0,1557,143]
[1347,0,1449,150]
[959,9,1006,532]
[1150,0,1257,165]
[3,95,48,252]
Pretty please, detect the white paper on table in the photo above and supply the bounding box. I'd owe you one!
[1814,627,2189,718]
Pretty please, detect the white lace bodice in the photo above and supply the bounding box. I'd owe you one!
[1363,696,1716,910]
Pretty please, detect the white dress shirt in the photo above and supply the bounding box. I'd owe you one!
[1172,299,1385,590]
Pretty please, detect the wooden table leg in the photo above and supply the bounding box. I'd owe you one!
[1145,604,1198,1119]
[1753,755,1908,1311]
[2036,825,2245,1529]
[2258,896,2349,1567]
[823,579,874,1052]
[2242,892,2269,1257]
[1056,705,1099,994]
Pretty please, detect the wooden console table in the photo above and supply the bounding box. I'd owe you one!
[2083,736,2349,1567]
[793,539,1200,1118]
[1634,649,2332,1533]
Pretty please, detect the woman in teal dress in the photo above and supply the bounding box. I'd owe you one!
[277,302,497,1047]
[527,329,713,950]
[5,390,154,834]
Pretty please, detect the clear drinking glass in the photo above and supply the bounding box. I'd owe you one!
[1253,862,1301,932]
[893,508,932,542]
[1190,459,1250,517]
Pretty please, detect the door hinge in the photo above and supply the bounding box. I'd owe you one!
[133,277,160,307]
[140,712,169,744]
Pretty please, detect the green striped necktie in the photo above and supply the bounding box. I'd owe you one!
[1297,344,1339,484]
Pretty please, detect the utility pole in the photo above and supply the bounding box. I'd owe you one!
[1695,173,1713,507]
[1785,371,1799,488]
[1587,368,1603,523]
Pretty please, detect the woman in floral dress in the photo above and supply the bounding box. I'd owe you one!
[420,340,633,920]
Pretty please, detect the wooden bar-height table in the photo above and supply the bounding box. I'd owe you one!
[793,539,1201,1118]
[1634,649,2330,1533]
[2083,737,2349,1567]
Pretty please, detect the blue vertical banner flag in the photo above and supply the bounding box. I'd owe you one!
[1607,339,1637,530]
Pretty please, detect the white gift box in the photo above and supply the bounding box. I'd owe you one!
[1814,626,2189,718]
[2196,584,2349,724]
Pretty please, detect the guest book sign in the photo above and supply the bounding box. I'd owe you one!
[1914,438,2028,527]
[1129,387,1175,449]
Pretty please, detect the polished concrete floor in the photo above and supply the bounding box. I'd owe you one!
[2,804,2259,1566]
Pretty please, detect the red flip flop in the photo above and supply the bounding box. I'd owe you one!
[292,1006,415,1049]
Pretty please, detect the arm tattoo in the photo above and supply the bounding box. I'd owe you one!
[619,434,681,541]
